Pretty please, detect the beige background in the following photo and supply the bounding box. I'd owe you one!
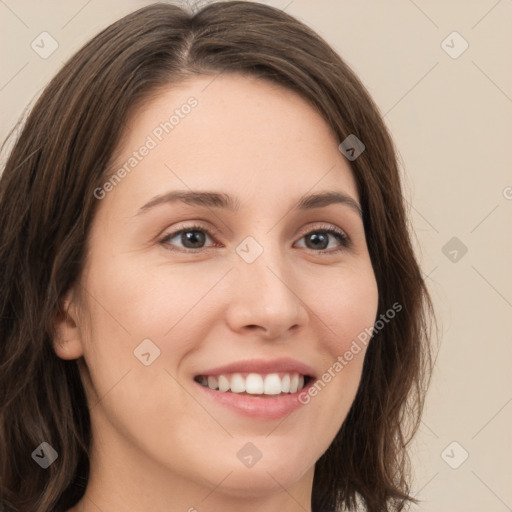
[1,1,511,511]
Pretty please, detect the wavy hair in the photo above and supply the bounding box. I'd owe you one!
[0,2,437,511]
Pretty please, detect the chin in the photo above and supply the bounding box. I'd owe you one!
[191,447,315,496]
[208,464,312,498]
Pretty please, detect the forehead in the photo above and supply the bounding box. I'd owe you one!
[104,73,360,213]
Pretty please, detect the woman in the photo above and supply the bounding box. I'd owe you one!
[0,2,436,511]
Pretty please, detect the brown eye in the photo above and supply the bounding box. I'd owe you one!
[160,225,216,252]
[159,224,350,254]
[296,227,350,254]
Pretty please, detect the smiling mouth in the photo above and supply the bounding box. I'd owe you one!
[194,372,311,396]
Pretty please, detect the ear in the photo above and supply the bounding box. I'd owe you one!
[52,290,85,360]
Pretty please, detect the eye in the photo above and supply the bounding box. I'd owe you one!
[159,223,350,254]
[294,225,350,253]
[159,224,219,252]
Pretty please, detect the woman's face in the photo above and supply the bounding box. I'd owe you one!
[55,74,379,503]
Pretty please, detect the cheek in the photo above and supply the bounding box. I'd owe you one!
[77,254,224,415]
[303,263,378,414]
[315,262,379,353]
[282,270,378,471]
[83,250,211,342]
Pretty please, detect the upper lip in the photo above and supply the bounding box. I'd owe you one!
[195,357,316,378]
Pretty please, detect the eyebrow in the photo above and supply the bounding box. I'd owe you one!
[137,190,363,219]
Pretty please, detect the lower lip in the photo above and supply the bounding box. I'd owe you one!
[194,379,315,420]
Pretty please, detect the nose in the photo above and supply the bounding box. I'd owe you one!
[224,243,308,340]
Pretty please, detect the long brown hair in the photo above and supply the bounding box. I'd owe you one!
[0,2,437,511]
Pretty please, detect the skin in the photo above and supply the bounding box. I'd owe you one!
[54,73,379,512]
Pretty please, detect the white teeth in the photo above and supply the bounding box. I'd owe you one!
[230,373,246,393]
[207,376,218,390]
[281,374,290,393]
[263,374,282,395]
[245,373,264,394]
[289,373,299,393]
[198,372,308,395]
[218,375,230,392]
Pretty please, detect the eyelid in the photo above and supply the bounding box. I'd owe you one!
[159,222,220,252]
[295,223,351,253]
[159,221,350,253]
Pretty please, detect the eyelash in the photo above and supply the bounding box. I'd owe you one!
[159,223,351,255]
